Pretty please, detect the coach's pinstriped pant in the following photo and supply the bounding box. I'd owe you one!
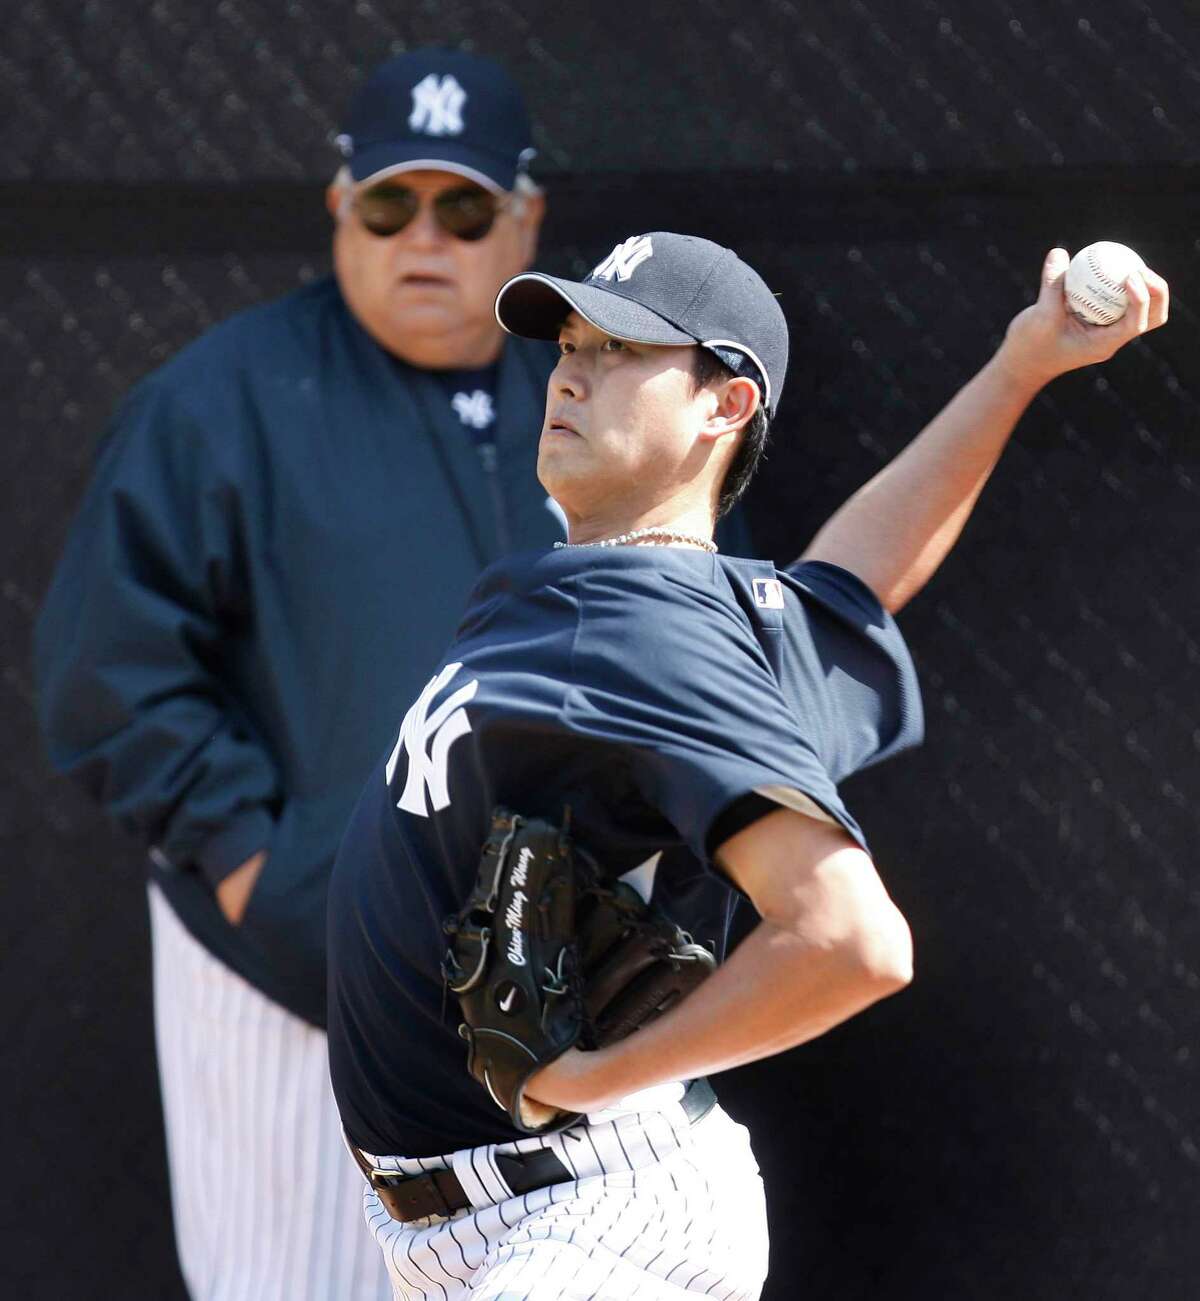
[149,884,393,1301]
[359,1085,770,1300]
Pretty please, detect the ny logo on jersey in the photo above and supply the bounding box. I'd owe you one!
[385,662,478,816]
[590,234,654,282]
[452,389,495,430]
[409,73,467,136]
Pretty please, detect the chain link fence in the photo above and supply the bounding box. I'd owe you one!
[4,3,1199,1298]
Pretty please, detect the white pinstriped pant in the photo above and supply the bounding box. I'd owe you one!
[359,1086,770,1300]
[148,884,392,1301]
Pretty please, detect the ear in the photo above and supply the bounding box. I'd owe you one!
[513,189,547,269]
[698,375,760,443]
[326,182,349,222]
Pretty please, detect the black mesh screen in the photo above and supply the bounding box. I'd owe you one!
[5,4,1199,1298]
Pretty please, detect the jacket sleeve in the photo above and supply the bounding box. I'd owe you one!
[33,377,281,888]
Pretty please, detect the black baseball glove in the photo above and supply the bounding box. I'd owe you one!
[442,808,715,1134]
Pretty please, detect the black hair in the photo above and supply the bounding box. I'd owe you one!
[690,347,772,518]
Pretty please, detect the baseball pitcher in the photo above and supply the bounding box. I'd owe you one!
[327,231,1166,1299]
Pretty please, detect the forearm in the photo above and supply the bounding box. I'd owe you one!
[619,919,904,1087]
[802,351,1042,613]
[801,245,1169,613]
[521,810,916,1115]
[534,908,910,1111]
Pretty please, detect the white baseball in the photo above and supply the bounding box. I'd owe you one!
[1063,241,1145,326]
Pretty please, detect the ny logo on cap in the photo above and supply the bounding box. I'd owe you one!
[590,235,654,282]
[409,73,467,136]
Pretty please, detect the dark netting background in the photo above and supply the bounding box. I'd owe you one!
[4,3,1199,1299]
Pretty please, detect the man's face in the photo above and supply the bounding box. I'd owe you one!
[538,313,714,523]
[330,169,544,370]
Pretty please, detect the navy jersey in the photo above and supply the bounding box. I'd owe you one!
[328,548,923,1157]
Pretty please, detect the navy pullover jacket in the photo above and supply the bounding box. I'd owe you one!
[34,276,751,1026]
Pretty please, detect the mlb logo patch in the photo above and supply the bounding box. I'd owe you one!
[753,578,785,610]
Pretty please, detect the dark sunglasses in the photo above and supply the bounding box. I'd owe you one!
[353,182,510,242]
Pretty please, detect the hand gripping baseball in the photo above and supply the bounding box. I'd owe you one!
[997,245,1169,391]
[443,810,715,1134]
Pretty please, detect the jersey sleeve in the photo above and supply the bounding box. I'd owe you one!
[563,566,868,863]
[778,559,925,783]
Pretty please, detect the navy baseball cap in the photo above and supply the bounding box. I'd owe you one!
[495,233,788,413]
[335,50,536,194]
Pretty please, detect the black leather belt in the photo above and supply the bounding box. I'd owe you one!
[350,1078,717,1224]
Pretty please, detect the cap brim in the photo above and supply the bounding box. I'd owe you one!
[350,141,512,194]
[495,273,697,346]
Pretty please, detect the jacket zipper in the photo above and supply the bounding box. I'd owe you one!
[477,441,512,555]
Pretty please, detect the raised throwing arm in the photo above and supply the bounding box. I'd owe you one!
[800,249,1169,614]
